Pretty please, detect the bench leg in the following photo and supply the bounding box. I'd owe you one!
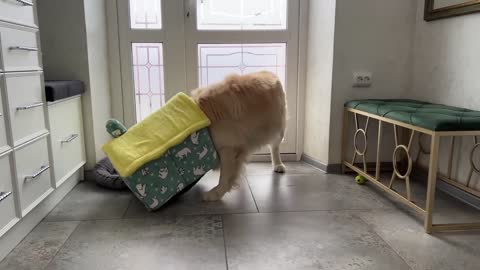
[425,134,440,233]
[341,108,348,174]
[375,121,383,180]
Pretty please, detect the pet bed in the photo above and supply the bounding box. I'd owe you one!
[102,93,218,211]
[92,157,126,190]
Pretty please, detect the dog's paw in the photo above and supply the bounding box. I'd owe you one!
[273,163,286,173]
[202,190,222,202]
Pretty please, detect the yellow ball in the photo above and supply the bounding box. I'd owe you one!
[355,175,367,184]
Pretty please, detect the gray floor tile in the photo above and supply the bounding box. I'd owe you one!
[375,174,480,212]
[356,209,480,270]
[45,181,132,222]
[246,161,324,175]
[247,173,396,212]
[385,187,480,224]
[432,202,480,224]
[0,221,79,270]
[3,162,479,270]
[45,216,226,270]
[223,211,411,270]
[124,170,257,217]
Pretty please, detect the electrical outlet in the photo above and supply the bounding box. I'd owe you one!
[353,72,373,88]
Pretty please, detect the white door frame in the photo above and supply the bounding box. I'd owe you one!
[105,0,308,159]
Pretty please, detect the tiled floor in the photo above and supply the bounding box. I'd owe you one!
[1,162,480,270]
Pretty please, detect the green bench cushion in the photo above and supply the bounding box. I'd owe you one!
[345,99,480,131]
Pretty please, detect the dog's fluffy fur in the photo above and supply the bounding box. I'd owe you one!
[191,71,287,201]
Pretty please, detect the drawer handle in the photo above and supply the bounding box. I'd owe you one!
[61,134,79,144]
[24,165,50,182]
[16,102,43,111]
[9,46,38,52]
[15,0,33,6]
[0,192,12,203]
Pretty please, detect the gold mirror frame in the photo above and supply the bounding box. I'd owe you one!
[425,0,480,21]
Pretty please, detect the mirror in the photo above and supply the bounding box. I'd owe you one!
[425,0,480,21]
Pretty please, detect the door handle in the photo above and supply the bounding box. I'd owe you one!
[61,134,79,144]
[24,165,50,182]
[16,102,43,111]
[9,46,38,52]
[0,192,12,203]
[15,0,33,6]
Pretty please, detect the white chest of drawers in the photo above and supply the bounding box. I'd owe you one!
[14,135,52,215]
[0,151,16,237]
[3,72,47,146]
[0,24,40,72]
[0,0,37,28]
[0,77,9,153]
[48,96,86,187]
[0,0,85,258]
[0,2,51,235]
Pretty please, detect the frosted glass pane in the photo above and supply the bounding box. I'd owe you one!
[197,0,287,30]
[130,0,162,29]
[132,43,165,122]
[198,43,286,87]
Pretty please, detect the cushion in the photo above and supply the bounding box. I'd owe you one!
[345,99,480,131]
[45,80,85,102]
[93,157,127,190]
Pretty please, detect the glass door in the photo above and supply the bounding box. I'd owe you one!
[117,0,187,126]
[116,0,299,153]
[184,0,299,153]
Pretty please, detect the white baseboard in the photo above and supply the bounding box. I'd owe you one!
[0,169,81,261]
[249,153,300,162]
[301,154,328,172]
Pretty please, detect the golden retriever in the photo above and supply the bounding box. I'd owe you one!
[191,71,287,201]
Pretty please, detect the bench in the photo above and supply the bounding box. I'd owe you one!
[342,99,480,233]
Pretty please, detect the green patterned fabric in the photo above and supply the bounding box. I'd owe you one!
[124,128,218,211]
[345,99,480,131]
[106,119,127,138]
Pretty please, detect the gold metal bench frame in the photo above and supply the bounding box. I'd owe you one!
[342,107,480,233]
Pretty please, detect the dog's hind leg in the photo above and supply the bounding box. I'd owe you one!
[203,147,244,201]
[270,134,286,173]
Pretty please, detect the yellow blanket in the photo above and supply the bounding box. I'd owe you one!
[102,93,210,177]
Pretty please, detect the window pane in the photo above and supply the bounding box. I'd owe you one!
[132,43,165,122]
[197,0,287,30]
[198,43,286,87]
[130,0,162,29]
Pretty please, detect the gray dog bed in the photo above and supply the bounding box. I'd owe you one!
[93,157,127,190]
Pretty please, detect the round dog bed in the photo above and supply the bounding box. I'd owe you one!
[93,157,127,190]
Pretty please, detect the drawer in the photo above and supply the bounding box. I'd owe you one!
[5,72,47,146]
[48,97,85,184]
[0,0,36,28]
[0,75,9,152]
[0,24,40,72]
[0,153,17,234]
[15,137,52,214]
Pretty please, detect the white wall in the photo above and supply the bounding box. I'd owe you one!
[302,0,336,164]
[328,0,418,164]
[84,0,113,164]
[38,0,112,169]
[303,0,479,192]
[37,0,96,168]
[410,2,480,190]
